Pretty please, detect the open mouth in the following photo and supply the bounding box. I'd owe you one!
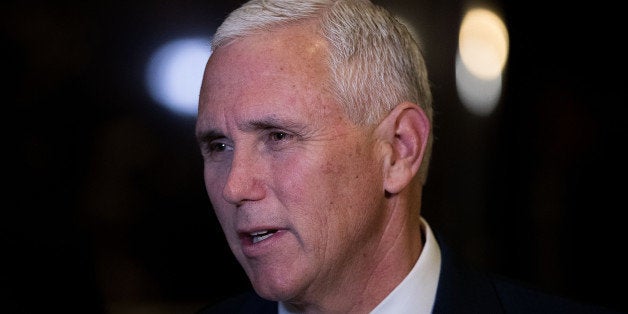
[250,230,278,244]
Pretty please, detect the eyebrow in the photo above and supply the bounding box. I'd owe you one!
[196,128,224,144]
[242,116,306,133]
[196,115,307,143]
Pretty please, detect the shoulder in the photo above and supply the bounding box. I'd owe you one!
[195,290,277,314]
[489,274,622,314]
[433,233,621,313]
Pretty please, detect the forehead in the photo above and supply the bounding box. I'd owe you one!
[196,22,338,131]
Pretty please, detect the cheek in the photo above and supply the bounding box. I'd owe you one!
[322,139,381,190]
[320,143,384,226]
[203,166,230,217]
[271,142,382,229]
[204,166,222,198]
[269,154,313,205]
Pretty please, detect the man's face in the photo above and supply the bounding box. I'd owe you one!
[196,24,387,302]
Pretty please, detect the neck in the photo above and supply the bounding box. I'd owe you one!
[284,192,423,314]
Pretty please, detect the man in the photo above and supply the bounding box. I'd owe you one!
[195,0,618,313]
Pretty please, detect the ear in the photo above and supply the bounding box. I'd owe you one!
[377,102,430,195]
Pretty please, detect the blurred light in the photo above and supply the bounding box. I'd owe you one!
[146,37,212,117]
[456,7,509,116]
[455,53,502,116]
[458,8,509,79]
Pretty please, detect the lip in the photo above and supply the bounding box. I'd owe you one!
[238,228,288,258]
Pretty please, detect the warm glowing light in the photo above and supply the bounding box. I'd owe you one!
[458,8,509,80]
[146,37,212,117]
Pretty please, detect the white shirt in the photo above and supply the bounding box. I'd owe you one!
[278,217,442,314]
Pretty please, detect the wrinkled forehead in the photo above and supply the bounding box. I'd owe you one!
[196,22,339,134]
[204,22,329,86]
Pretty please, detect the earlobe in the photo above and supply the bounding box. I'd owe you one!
[380,102,430,195]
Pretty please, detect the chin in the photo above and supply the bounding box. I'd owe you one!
[250,273,302,301]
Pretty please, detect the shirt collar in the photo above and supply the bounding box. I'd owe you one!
[369,217,441,313]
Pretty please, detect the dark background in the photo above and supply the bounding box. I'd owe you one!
[4,0,626,313]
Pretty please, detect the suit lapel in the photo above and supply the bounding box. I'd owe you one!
[432,234,504,313]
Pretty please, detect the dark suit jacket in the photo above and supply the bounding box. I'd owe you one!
[197,237,621,313]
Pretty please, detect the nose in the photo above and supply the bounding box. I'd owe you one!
[222,148,266,205]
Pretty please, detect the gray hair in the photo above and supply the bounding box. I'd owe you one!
[212,0,433,184]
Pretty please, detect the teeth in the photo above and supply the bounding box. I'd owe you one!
[251,230,274,244]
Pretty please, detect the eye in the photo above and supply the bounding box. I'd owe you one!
[203,140,233,161]
[270,131,290,141]
[265,131,296,151]
[210,142,228,152]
